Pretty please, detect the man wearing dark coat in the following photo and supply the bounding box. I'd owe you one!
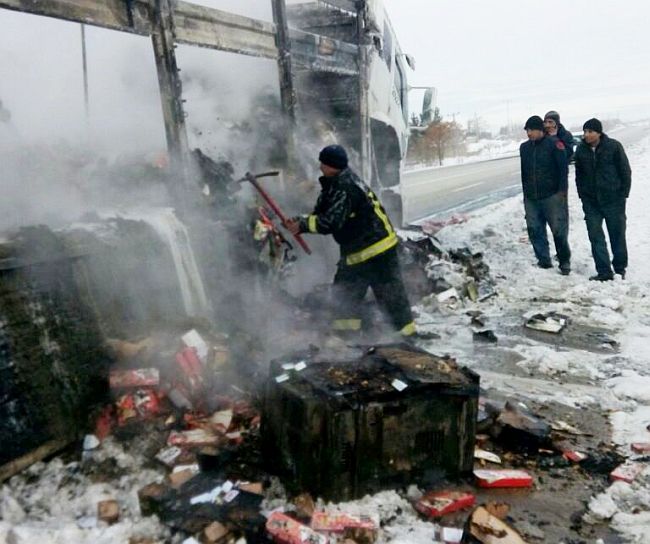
[574,118,632,281]
[519,115,571,274]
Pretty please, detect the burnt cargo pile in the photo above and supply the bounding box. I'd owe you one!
[0,227,109,474]
[262,343,480,501]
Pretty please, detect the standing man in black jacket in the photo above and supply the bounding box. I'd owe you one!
[544,110,574,162]
[574,118,632,281]
[287,145,417,337]
[519,115,571,274]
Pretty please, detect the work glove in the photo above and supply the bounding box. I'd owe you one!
[285,216,305,235]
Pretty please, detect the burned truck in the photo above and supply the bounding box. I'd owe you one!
[288,0,414,224]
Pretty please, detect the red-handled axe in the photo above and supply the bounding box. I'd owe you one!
[238,171,312,255]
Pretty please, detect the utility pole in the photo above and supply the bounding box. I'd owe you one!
[151,0,191,198]
[80,24,89,122]
[356,0,372,182]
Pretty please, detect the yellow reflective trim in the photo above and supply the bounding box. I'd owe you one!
[333,318,362,331]
[368,190,395,238]
[400,321,416,336]
[345,233,398,265]
[307,215,318,233]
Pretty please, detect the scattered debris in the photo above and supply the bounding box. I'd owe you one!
[610,461,645,483]
[524,312,568,333]
[493,401,551,451]
[474,448,501,464]
[97,499,120,525]
[156,446,183,468]
[551,420,587,436]
[110,368,160,389]
[631,442,650,454]
[182,329,210,362]
[266,512,328,544]
[414,490,476,518]
[293,493,316,519]
[437,287,462,309]
[562,450,588,463]
[474,469,533,489]
[440,526,463,543]
[168,467,197,489]
[202,521,231,543]
[83,434,101,451]
[465,506,528,544]
[168,429,220,448]
[138,482,171,517]
[473,330,498,343]
[484,502,510,520]
[310,511,377,534]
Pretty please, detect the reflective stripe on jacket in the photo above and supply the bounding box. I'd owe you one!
[300,168,397,265]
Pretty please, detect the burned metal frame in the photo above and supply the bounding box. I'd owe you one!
[0,0,368,193]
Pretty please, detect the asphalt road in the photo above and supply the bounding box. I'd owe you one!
[401,123,648,225]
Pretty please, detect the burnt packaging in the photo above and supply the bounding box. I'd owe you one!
[261,343,479,501]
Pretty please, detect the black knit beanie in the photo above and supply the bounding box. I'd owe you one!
[319,145,348,170]
[524,116,544,131]
[583,118,603,133]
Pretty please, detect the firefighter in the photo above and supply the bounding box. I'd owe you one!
[287,145,417,337]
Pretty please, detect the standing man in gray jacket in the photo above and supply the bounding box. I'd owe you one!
[574,118,632,281]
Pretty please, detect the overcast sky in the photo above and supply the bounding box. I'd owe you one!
[1,0,649,145]
[383,0,650,130]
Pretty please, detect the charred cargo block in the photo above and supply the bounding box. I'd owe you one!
[0,227,109,477]
[262,344,479,501]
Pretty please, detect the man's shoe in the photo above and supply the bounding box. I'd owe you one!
[589,274,614,282]
[560,268,571,276]
[615,270,626,279]
[537,261,553,269]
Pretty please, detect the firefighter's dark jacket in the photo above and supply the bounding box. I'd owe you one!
[519,135,569,200]
[298,168,397,265]
[574,133,631,203]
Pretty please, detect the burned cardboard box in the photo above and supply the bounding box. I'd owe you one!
[261,343,479,501]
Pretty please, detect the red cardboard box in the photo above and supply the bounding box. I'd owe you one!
[562,450,588,463]
[631,443,650,454]
[167,428,219,447]
[610,462,644,483]
[310,511,376,532]
[474,469,533,489]
[110,368,160,389]
[414,491,475,517]
[265,512,328,544]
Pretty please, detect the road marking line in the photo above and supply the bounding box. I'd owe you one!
[450,181,485,193]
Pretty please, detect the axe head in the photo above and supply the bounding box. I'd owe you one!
[238,171,280,183]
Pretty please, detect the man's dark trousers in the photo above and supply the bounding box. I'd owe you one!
[524,192,571,269]
[332,247,413,333]
[581,197,627,276]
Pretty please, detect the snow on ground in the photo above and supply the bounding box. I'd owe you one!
[426,133,650,542]
[0,439,171,544]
